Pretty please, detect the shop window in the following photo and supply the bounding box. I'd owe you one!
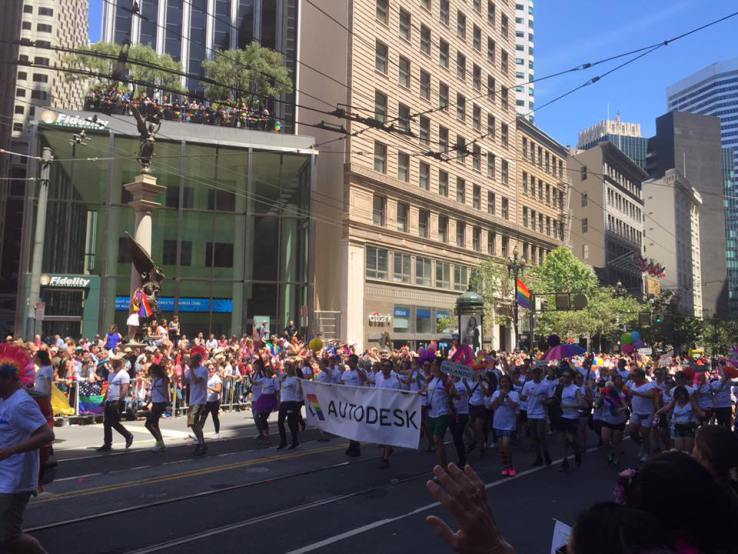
[416,307,433,333]
[366,246,388,279]
[205,242,234,268]
[393,306,410,332]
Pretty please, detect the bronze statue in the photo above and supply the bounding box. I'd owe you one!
[132,104,161,173]
[126,232,165,327]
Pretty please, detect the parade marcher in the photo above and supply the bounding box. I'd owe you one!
[0,344,55,554]
[341,354,365,457]
[145,362,169,451]
[654,385,703,453]
[711,364,733,428]
[597,374,628,466]
[277,361,301,450]
[376,360,402,468]
[559,369,585,471]
[201,362,223,439]
[487,374,520,476]
[185,353,208,456]
[426,360,453,470]
[252,359,278,443]
[520,366,552,467]
[450,376,471,469]
[626,368,658,462]
[466,368,491,458]
[97,356,134,452]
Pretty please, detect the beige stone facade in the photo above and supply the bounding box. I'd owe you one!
[299,0,565,350]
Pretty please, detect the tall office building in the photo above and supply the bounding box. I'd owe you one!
[577,117,648,170]
[667,58,738,317]
[101,0,299,128]
[0,0,88,336]
[514,0,534,118]
[647,111,728,318]
[299,0,566,350]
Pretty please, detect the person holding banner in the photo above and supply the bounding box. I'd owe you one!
[487,375,520,476]
[376,360,402,468]
[426,360,454,469]
[341,354,366,457]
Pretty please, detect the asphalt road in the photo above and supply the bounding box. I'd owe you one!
[26,411,641,554]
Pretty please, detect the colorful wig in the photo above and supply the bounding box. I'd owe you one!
[0,343,34,385]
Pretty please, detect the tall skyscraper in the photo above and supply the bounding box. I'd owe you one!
[647,111,728,318]
[514,0,534,118]
[577,117,648,170]
[0,0,88,335]
[667,58,738,317]
[101,0,299,128]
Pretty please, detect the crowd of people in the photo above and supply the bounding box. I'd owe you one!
[2,322,738,553]
[83,86,283,132]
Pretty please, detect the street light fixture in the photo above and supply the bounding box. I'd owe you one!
[506,246,526,351]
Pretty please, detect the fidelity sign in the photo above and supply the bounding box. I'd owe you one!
[40,274,91,289]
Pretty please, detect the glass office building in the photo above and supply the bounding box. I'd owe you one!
[16,111,316,338]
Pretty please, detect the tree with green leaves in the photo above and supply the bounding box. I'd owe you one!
[201,43,292,104]
[64,42,187,95]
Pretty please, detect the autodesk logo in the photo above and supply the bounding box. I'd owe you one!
[46,275,91,288]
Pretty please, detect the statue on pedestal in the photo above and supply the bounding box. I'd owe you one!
[126,233,165,341]
[132,104,161,174]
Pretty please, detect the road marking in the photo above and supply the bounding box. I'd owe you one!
[32,444,343,504]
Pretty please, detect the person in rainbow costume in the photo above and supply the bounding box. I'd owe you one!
[0,343,55,553]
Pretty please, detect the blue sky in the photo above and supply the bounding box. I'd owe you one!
[88,0,736,146]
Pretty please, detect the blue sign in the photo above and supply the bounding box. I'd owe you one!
[416,308,432,319]
[115,296,233,313]
[394,307,410,318]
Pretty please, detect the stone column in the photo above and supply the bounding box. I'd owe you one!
[124,173,166,294]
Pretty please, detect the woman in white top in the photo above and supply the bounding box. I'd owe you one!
[252,359,279,442]
[559,369,585,471]
[277,360,301,450]
[425,360,453,469]
[655,385,704,453]
[145,362,170,450]
[200,363,223,439]
[487,374,520,477]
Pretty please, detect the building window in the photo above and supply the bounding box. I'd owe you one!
[537,146,543,167]
[399,8,411,39]
[439,81,449,110]
[439,215,449,242]
[416,258,432,286]
[456,135,467,163]
[373,195,386,226]
[501,236,509,257]
[420,70,431,99]
[522,171,528,195]
[457,52,466,80]
[393,252,411,282]
[545,152,550,173]
[22,21,32,30]
[472,104,481,131]
[420,24,431,55]
[163,240,192,266]
[501,14,509,38]
[473,64,482,91]
[23,4,32,13]
[456,11,467,40]
[419,162,430,190]
[375,41,388,73]
[487,231,496,255]
[14,105,24,115]
[166,186,194,208]
[436,262,451,288]
[34,57,49,66]
[419,209,430,238]
[456,93,466,121]
[421,0,431,9]
[13,123,23,132]
[32,73,48,83]
[501,159,509,185]
[38,6,53,15]
[454,265,469,291]
[397,152,410,182]
[439,170,449,196]
[15,88,25,97]
[398,56,411,88]
[487,191,496,214]
[374,90,387,123]
[207,189,235,211]
[500,86,509,109]
[501,197,509,219]
[487,37,496,66]
[398,103,411,132]
[530,209,536,231]
[376,0,389,24]
[473,227,481,251]
[366,246,389,279]
[473,25,482,51]
[501,123,509,147]
[473,184,482,209]
[419,117,431,145]
[439,39,449,69]
[374,141,387,173]
[456,177,466,204]
[582,244,589,260]
[487,152,496,179]
[37,23,52,33]
[456,221,466,247]
[416,306,433,332]
[205,242,234,268]
[472,145,481,171]
[581,218,588,233]
[17,71,27,80]
[440,0,449,25]
[439,126,449,153]
[488,1,496,26]
[393,305,410,332]
[522,206,529,227]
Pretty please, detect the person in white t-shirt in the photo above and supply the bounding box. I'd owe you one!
[186,354,209,456]
[277,361,301,450]
[200,363,223,439]
[626,368,658,463]
[376,360,402,469]
[520,366,552,467]
[0,352,55,554]
[559,369,585,471]
[97,357,133,452]
[32,351,53,398]
[426,361,453,470]
[487,374,520,477]
[340,355,365,457]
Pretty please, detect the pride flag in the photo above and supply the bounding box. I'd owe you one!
[516,278,531,310]
[139,290,154,319]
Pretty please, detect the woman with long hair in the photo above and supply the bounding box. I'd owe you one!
[654,385,704,453]
[252,359,278,443]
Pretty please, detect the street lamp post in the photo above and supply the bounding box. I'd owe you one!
[506,246,526,351]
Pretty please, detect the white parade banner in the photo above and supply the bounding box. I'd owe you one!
[301,380,421,449]
[441,360,477,380]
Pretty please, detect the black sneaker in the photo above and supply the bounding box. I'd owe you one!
[532,457,543,467]
[125,436,133,449]
[558,459,570,472]
[96,445,112,452]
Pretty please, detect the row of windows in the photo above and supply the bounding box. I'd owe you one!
[15,88,48,100]
[21,21,52,32]
[521,207,564,240]
[607,188,642,222]
[606,214,643,247]
[602,162,641,199]
[522,171,564,209]
[118,238,234,268]
[386,0,510,40]
[18,56,50,66]
[521,137,564,178]
[371,194,511,255]
[16,72,48,83]
[366,245,474,290]
[23,4,54,16]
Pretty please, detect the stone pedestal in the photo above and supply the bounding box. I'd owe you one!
[124,173,166,294]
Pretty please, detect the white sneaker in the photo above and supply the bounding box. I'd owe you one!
[150,443,165,452]
[188,433,197,441]
[213,433,221,440]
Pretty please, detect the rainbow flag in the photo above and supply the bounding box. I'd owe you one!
[306,393,325,421]
[139,290,154,319]
[516,278,531,310]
